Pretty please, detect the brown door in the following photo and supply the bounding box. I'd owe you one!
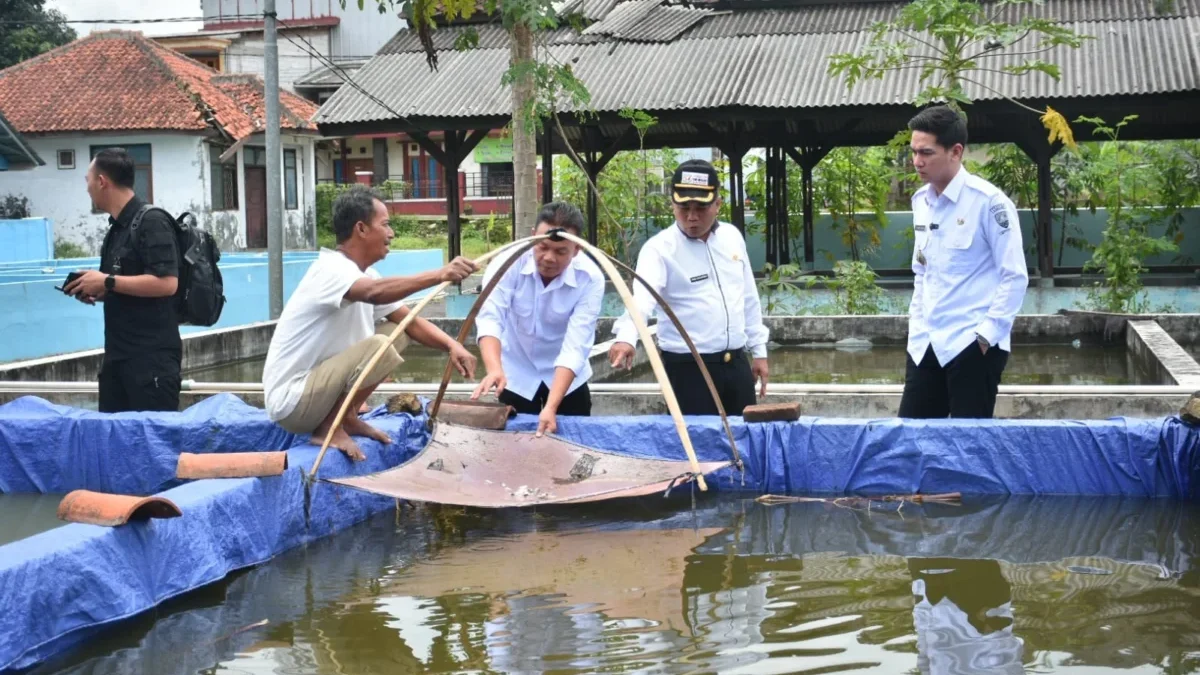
[245,166,267,249]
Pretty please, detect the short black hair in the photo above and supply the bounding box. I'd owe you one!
[332,185,386,243]
[92,148,136,189]
[535,201,585,235]
[908,105,968,150]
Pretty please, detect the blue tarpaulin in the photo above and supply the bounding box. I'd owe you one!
[1,394,1198,671]
[506,413,1200,499]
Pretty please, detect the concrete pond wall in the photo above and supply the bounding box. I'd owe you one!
[5,313,1200,420]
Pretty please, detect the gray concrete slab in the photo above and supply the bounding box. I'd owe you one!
[1125,320,1200,387]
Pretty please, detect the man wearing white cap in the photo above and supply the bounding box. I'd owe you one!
[608,159,770,416]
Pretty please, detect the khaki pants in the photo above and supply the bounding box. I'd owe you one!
[278,322,409,434]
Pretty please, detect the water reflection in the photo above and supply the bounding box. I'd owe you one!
[611,344,1152,386]
[184,344,1148,387]
[184,345,483,384]
[0,493,66,547]
[29,496,1200,675]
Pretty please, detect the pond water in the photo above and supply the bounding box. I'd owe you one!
[188,344,1151,386]
[0,493,65,547]
[610,344,1154,386]
[185,345,484,384]
[28,495,1200,674]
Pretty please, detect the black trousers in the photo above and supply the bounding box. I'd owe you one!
[898,343,1009,419]
[499,382,592,416]
[98,351,182,413]
[661,349,757,417]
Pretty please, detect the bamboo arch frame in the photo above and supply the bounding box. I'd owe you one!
[426,233,742,474]
[310,231,744,490]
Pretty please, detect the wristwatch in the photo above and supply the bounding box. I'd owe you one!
[104,274,116,292]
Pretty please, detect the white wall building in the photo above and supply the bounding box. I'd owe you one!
[0,31,321,254]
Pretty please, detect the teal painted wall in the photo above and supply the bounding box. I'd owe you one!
[743,207,1200,273]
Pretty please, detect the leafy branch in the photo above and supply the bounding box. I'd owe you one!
[827,0,1091,149]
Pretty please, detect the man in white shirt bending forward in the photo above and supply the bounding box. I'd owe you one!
[263,185,478,460]
[471,202,605,437]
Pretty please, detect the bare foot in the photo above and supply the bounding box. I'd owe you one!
[358,402,371,415]
[309,425,365,461]
[343,417,392,445]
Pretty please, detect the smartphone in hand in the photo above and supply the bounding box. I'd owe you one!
[55,271,84,294]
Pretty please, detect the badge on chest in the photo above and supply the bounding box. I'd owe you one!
[690,273,709,283]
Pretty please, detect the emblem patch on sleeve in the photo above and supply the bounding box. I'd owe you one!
[990,203,1011,229]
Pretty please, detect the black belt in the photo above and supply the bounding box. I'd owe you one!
[660,348,745,365]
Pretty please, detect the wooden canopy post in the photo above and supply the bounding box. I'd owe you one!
[567,124,635,248]
[410,129,490,262]
[1013,125,1062,288]
[541,123,554,204]
[785,145,830,270]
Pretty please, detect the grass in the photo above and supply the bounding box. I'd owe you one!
[390,234,505,262]
[317,227,510,263]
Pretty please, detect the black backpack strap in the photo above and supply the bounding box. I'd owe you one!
[130,205,176,232]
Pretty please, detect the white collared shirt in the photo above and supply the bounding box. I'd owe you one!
[908,167,1029,366]
[475,249,605,400]
[613,221,769,358]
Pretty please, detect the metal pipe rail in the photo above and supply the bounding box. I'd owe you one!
[0,381,1195,396]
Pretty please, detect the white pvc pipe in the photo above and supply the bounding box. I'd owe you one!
[0,380,1194,396]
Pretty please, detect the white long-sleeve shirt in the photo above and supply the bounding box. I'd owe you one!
[475,250,604,400]
[908,167,1029,366]
[613,222,769,358]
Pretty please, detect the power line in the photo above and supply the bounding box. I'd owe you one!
[0,15,259,26]
[274,14,431,136]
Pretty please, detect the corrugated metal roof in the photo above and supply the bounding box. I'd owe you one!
[294,59,368,87]
[318,15,1200,124]
[684,4,904,38]
[578,0,623,21]
[0,109,43,168]
[583,0,662,35]
[683,0,1200,39]
[614,5,713,41]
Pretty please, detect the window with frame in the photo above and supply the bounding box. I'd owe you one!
[89,144,152,205]
[209,144,238,211]
[284,149,298,210]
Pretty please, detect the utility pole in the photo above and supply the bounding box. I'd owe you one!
[264,0,284,319]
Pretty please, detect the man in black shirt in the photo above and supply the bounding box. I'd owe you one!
[65,148,182,413]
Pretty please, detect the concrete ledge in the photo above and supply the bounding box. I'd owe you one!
[87,390,1185,420]
[1125,320,1200,387]
[0,321,278,382]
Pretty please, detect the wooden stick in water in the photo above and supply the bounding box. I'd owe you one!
[307,235,549,481]
[554,231,709,491]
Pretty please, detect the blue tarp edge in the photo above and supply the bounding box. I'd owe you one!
[1,394,1198,671]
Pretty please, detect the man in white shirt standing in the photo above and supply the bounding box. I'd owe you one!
[263,185,478,460]
[608,159,770,416]
[471,202,605,437]
[901,105,1029,419]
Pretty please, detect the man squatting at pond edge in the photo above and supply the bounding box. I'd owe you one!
[470,202,605,437]
[608,159,770,417]
[262,185,479,460]
[901,105,1029,419]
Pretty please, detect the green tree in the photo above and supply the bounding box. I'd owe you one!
[553,149,678,265]
[1144,140,1200,255]
[827,0,1088,148]
[0,0,77,70]
[813,147,892,262]
[1076,115,1176,313]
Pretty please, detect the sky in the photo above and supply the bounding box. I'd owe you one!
[47,0,205,37]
